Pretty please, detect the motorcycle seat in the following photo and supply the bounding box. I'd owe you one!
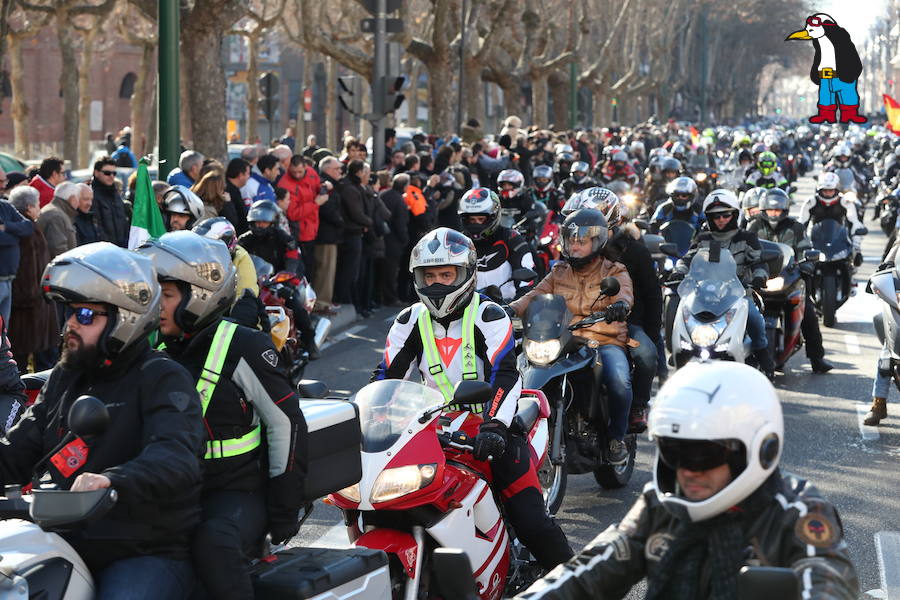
[511,390,551,435]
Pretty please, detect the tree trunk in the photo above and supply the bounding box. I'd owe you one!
[548,71,567,129]
[147,71,158,160]
[246,32,260,145]
[8,33,29,158]
[77,28,97,170]
[130,41,155,159]
[0,0,12,86]
[463,56,484,127]
[299,50,314,145]
[325,56,336,151]
[181,20,228,160]
[57,21,80,166]
[425,55,452,136]
[530,71,548,129]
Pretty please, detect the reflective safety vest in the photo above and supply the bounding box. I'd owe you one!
[416,296,481,410]
[197,321,262,460]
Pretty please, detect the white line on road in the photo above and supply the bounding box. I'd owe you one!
[875,531,900,599]
[857,403,881,441]
[319,324,367,351]
[845,334,861,355]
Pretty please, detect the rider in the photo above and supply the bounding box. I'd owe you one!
[0,242,204,597]
[672,189,776,378]
[650,176,701,232]
[497,168,537,226]
[559,161,596,198]
[799,171,865,266]
[748,188,834,374]
[739,187,767,228]
[510,209,634,464]
[458,187,536,302]
[163,185,205,232]
[599,151,639,186]
[647,157,683,209]
[238,200,320,359]
[530,164,566,215]
[516,361,859,600]
[138,232,307,600]
[743,151,789,191]
[372,227,573,570]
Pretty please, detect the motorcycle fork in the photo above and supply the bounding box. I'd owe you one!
[591,351,610,448]
[550,374,567,466]
[403,526,426,600]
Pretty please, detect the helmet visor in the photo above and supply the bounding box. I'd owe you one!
[658,437,743,473]
[561,225,606,258]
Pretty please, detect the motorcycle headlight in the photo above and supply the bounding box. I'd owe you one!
[524,339,562,365]
[336,483,361,502]
[623,193,638,206]
[696,172,707,182]
[764,276,785,292]
[371,464,437,503]
[690,324,720,347]
[664,258,675,271]
[831,248,850,260]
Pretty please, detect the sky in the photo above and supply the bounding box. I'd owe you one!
[814,0,889,41]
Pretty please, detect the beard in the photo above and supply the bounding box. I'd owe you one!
[60,331,102,371]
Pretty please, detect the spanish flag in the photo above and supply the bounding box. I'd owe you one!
[884,94,900,134]
[689,125,701,148]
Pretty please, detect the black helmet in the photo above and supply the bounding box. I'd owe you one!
[247,200,279,237]
[660,157,682,180]
[760,188,790,227]
[560,209,609,270]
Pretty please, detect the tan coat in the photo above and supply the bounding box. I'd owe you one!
[510,256,633,347]
[36,196,78,259]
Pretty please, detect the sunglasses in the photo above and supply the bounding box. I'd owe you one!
[100,170,117,177]
[66,306,109,325]
[805,16,834,27]
[711,214,733,221]
[658,438,739,472]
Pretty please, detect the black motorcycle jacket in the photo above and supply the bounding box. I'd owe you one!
[160,318,308,501]
[517,472,858,600]
[604,229,663,343]
[748,217,812,255]
[530,187,566,215]
[0,341,204,571]
[238,227,301,275]
[676,228,768,286]
[474,226,536,301]
[560,177,596,199]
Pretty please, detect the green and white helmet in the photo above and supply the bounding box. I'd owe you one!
[409,227,478,319]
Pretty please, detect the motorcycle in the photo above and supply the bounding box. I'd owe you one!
[0,392,388,600]
[518,277,637,512]
[869,265,900,392]
[758,241,820,371]
[670,246,753,368]
[328,379,550,599]
[808,219,866,327]
[657,219,696,348]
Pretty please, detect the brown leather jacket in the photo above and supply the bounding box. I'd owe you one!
[510,256,633,348]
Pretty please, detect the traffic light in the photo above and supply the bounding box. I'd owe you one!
[338,75,363,115]
[259,72,280,122]
[383,75,406,112]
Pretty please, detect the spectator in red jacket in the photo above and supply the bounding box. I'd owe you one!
[278,154,324,282]
[30,157,65,208]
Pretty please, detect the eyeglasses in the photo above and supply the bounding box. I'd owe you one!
[66,306,109,325]
[100,170,117,177]
[658,438,739,472]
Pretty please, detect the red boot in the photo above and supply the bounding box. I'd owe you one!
[809,104,837,124]
[839,104,868,123]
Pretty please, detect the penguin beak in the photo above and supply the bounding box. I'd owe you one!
[785,29,813,41]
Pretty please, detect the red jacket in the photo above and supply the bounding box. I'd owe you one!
[30,176,56,208]
[279,167,321,243]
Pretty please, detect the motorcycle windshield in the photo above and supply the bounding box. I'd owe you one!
[499,208,519,229]
[810,219,851,259]
[522,294,571,342]
[660,220,695,256]
[677,248,745,317]
[835,169,856,192]
[353,380,445,453]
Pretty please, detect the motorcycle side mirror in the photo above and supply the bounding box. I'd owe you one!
[737,566,800,600]
[511,267,538,282]
[803,249,821,263]
[68,396,109,440]
[451,381,493,407]
[855,226,869,236]
[659,243,680,258]
[632,219,649,231]
[600,277,621,297]
[430,548,479,600]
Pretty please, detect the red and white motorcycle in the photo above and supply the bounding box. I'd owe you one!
[329,379,551,599]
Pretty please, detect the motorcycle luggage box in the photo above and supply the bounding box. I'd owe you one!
[298,400,362,502]
[251,546,390,600]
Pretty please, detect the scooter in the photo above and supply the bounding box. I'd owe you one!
[328,379,550,599]
[0,391,391,600]
[518,278,636,513]
[869,265,900,391]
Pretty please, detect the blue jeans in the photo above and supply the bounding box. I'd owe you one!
[746,299,768,351]
[0,279,12,330]
[96,555,194,600]
[597,344,633,440]
[873,342,893,398]
[818,77,860,106]
[627,325,657,408]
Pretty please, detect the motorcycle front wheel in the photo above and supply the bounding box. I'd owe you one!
[594,435,636,489]
[537,451,567,516]
[822,274,838,328]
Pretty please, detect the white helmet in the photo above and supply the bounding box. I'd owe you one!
[562,187,622,226]
[648,361,783,522]
[409,228,478,319]
[570,161,590,184]
[164,185,204,228]
[497,169,525,199]
[816,171,841,205]
[630,140,645,156]
[701,188,740,214]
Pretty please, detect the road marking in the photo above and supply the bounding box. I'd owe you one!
[856,403,881,441]
[310,523,353,549]
[875,531,900,599]
[319,324,367,351]
[844,334,861,355]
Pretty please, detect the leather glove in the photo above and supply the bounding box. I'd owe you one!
[878,261,895,271]
[667,272,685,284]
[229,290,263,330]
[604,300,630,323]
[268,515,301,545]
[503,305,518,320]
[751,275,767,290]
[472,419,508,462]
[276,285,294,301]
[267,473,303,544]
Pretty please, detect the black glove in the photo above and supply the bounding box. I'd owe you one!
[503,305,518,320]
[267,473,303,544]
[667,272,685,284]
[751,275,767,290]
[472,419,508,462]
[604,300,629,323]
[878,261,895,271]
[276,285,294,301]
[229,290,264,329]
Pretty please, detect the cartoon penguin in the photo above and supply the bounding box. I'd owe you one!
[786,13,866,124]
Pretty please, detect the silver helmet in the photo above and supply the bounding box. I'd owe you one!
[666,177,698,209]
[42,242,161,357]
[164,185,204,229]
[409,227,477,319]
[136,231,237,333]
[563,187,623,226]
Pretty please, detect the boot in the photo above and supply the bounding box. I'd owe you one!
[839,104,868,124]
[810,357,834,374]
[809,104,838,124]
[864,397,887,426]
[754,347,775,380]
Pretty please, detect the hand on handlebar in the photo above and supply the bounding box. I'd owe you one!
[472,420,508,461]
[604,301,629,323]
[751,275,767,290]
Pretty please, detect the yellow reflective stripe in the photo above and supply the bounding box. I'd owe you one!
[460,295,479,381]
[417,309,455,402]
[204,425,262,459]
[196,321,238,417]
